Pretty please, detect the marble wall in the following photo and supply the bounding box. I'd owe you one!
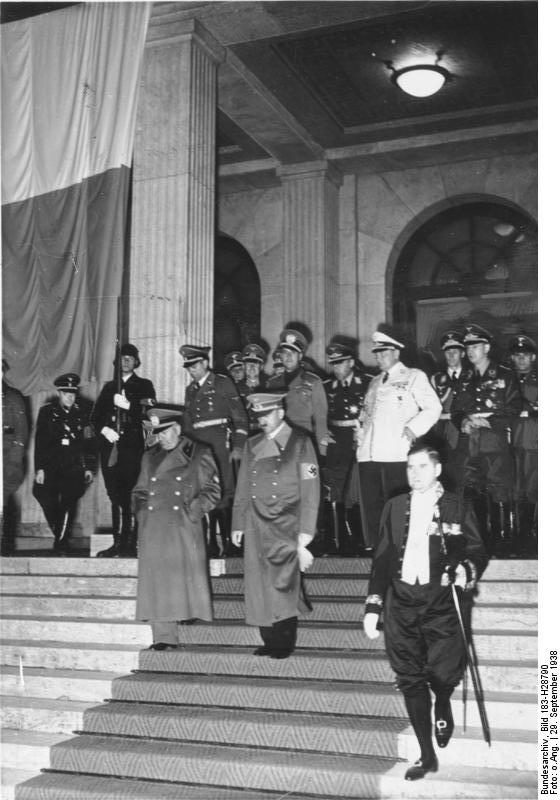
[219,150,537,370]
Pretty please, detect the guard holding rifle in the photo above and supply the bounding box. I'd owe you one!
[91,343,156,558]
[180,344,249,557]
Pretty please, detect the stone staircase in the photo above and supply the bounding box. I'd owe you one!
[0,556,537,799]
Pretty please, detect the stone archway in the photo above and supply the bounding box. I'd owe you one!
[389,197,537,361]
[214,234,261,371]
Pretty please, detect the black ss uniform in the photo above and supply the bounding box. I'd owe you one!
[33,398,96,548]
[430,369,463,490]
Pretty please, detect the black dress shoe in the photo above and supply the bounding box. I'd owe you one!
[269,650,292,660]
[435,705,454,748]
[253,646,271,656]
[404,756,438,781]
[148,642,178,651]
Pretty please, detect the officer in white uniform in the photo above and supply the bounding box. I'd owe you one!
[356,331,441,550]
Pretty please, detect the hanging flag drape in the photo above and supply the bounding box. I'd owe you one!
[1,2,151,395]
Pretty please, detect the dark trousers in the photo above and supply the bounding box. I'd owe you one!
[32,467,86,538]
[259,616,298,654]
[358,461,408,549]
[384,580,468,696]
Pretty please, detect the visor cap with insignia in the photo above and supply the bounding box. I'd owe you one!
[242,343,265,364]
[462,324,493,346]
[326,343,355,364]
[440,331,465,351]
[179,344,211,367]
[509,334,536,354]
[224,351,244,371]
[246,392,286,417]
[54,373,81,393]
[278,329,308,354]
[145,407,183,433]
[371,331,404,353]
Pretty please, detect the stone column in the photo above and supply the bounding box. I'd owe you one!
[278,161,341,368]
[129,16,224,404]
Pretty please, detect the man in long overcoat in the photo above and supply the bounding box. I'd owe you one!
[232,393,320,659]
[133,408,221,650]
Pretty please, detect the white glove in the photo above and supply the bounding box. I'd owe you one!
[113,393,130,410]
[298,545,314,572]
[101,426,120,444]
[363,612,380,639]
[231,530,243,547]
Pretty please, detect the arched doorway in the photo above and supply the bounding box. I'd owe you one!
[392,200,537,362]
[214,234,261,371]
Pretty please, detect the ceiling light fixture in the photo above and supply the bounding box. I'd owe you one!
[376,51,451,98]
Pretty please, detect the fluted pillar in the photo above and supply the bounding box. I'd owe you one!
[129,17,224,403]
[278,161,341,367]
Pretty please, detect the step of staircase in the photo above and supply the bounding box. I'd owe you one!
[0,616,537,659]
[0,573,537,604]
[79,700,536,770]
[0,555,537,799]
[43,734,537,798]
[0,594,538,630]
[1,769,39,800]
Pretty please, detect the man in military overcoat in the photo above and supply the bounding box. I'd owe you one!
[430,331,466,490]
[180,344,249,556]
[451,324,522,554]
[134,408,221,649]
[33,373,96,552]
[232,393,320,659]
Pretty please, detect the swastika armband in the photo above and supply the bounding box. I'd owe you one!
[300,462,319,480]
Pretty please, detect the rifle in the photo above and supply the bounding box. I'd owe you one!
[435,505,492,747]
[107,296,122,468]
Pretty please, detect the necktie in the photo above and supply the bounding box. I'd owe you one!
[193,382,200,391]
[452,371,458,380]
[382,372,389,384]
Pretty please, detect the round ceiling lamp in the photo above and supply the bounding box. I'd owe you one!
[391,64,450,97]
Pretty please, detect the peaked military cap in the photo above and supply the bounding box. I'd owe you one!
[224,351,244,371]
[179,344,211,366]
[326,343,355,363]
[371,331,404,352]
[246,392,286,417]
[278,329,308,354]
[509,334,536,354]
[440,331,464,351]
[54,373,81,392]
[242,343,266,363]
[145,407,183,433]
[462,324,493,346]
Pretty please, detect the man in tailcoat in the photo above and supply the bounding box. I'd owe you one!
[451,324,522,554]
[509,334,538,554]
[232,393,320,659]
[180,344,249,556]
[33,373,96,552]
[133,408,221,649]
[430,331,466,490]
[92,343,156,557]
[323,342,373,554]
[356,331,441,552]
[363,443,487,781]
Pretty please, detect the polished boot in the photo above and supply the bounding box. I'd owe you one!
[119,505,137,558]
[403,687,438,781]
[518,502,537,556]
[219,508,239,557]
[433,683,455,748]
[97,504,123,558]
[204,510,221,558]
[343,504,365,556]
[490,501,516,557]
